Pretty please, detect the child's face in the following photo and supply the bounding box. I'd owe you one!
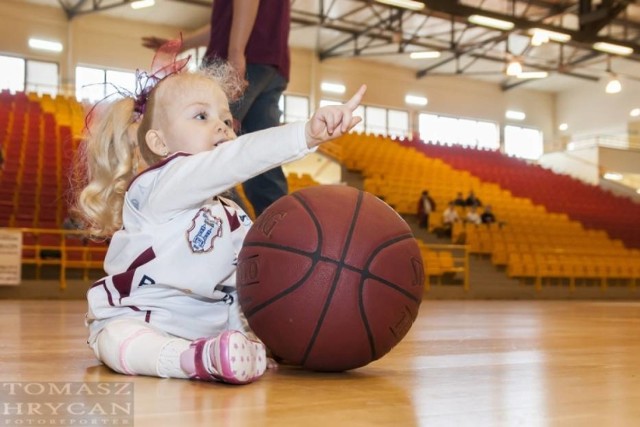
[155,75,237,155]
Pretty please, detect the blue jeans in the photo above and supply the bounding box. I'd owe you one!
[232,64,289,218]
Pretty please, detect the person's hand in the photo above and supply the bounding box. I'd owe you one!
[228,51,247,83]
[141,36,169,51]
[305,85,367,148]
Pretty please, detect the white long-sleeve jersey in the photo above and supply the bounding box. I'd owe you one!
[86,121,310,344]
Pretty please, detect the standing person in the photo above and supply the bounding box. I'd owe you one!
[74,56,366,385]
[417,190,436,229]
[143,0,292,217]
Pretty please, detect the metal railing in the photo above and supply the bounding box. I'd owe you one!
[12,228,108,290]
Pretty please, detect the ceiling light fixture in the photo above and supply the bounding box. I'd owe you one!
[517,71,549,79]
[558,123,568,131]
[605,76,622,94]
[130,0,155,9]
[603,172,623,181]
[28,38,63,52]
[409,51,441,59]
[468,15,515,31]
[530,31,548,47]
[405,94,428,106]
[321,82,346,94]
[630,108,640,117]
[505,60,522,76]
[593,42,633,56]
[374,0,425,11]
[528,28,571,44]
[505,110,525,120]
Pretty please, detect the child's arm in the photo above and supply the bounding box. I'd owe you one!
[305,85,367,148]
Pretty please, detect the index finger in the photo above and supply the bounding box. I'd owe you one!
[344,84,367,111]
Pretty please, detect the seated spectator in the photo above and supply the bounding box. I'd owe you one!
[417,190,436,229]
[465,206,482,225]
[481,205,496,224]
[438,201,460,238]
[465,190,482,208]
[452,192,466,207]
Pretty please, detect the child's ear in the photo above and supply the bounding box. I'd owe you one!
[145,129,168,157]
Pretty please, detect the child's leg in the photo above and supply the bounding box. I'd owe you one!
[91,319,267,384]
[91,318,191,379]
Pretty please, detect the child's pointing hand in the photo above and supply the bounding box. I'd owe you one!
[305,85,367,148]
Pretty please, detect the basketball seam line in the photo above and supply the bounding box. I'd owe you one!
[243,236,421,302]
[242,193,325,319]
[295,190,364,367]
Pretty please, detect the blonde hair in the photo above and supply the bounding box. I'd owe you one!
[74,98,139,237]
[73,61,246,237]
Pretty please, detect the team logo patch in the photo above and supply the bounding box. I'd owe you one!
[186,208,223,253]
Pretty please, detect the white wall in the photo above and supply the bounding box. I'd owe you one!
[538,148,600,184]
[556,78,640,138]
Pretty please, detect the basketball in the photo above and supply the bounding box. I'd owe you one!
[236,185,425,371]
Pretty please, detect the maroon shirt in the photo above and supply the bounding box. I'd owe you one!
[205,0,291,81]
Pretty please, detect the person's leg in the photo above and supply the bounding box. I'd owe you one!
[91,318,191,379]
[233,64,289,218]
[91,318,266,384]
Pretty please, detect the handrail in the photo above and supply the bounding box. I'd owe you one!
[9,227,108,291]
[421,242,470,292]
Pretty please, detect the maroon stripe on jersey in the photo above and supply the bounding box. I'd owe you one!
[92,279,114,307]
[128,247,156,271]
[145,311,151,322]
[113,271,135,303]
[112,247,157,303]
[223,204,241,231]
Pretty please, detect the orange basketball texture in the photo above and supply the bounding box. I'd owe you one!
[237,185,424,371]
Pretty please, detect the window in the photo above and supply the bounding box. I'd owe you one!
[504,125,543,159]
[365,106,386,135]
[105,70,136,98]
[0,56,25,93]
[387,109,409,138]
[26,60,58,96]
[0,56,60,96]
[279,94,309,123]
[418,113,499,149]
[76,66,135,103]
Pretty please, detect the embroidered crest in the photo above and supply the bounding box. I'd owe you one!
[186,208,223,253]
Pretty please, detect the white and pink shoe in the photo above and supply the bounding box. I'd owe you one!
[181,330,266,384]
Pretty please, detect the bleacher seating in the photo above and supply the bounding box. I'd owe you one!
[333,132,640,290]
[407,140,640,249]
[0,90,86,229]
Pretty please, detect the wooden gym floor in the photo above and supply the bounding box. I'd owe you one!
[2,299,640,426]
